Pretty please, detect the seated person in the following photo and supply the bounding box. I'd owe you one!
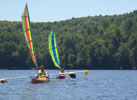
[38,65,48,78]
[57,68,67,79]
[59,68,65,74]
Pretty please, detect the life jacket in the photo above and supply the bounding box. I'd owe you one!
[38,70,47,75]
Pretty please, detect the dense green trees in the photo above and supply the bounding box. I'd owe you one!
[0,10,137,69]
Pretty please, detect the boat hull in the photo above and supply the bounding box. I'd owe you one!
[57,74,67,79]
[32,76,49,83]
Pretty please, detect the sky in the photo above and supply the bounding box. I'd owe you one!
[0,0,137,22]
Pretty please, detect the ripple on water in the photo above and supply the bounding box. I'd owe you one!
[1,70,137,100]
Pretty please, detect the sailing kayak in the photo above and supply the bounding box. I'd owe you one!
[32,76,49,83]
[57,74,67,79]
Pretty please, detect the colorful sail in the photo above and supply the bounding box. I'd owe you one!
[49,29,61,69]
[21,4,38,68]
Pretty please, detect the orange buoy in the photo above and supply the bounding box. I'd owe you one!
[84,70,88,76]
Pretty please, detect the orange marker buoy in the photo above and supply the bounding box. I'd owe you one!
[84,70,88,76]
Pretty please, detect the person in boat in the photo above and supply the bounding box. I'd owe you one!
[38,65,48,78]
[59,68,65,74]
[58,68,66,79]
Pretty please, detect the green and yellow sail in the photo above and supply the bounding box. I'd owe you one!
[21,4,38,69]
[49,29,61,69]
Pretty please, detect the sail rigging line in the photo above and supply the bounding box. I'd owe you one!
[49,47,57,50]
[22,28,31,33]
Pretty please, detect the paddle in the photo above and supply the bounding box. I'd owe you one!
[68,70,88,79]
[69,72,76,79]
[0,79,7,83]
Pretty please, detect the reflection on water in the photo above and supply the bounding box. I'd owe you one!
[21,83,42,100]
[23,84,38,94]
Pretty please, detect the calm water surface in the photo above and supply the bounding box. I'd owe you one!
[0,70,137,100]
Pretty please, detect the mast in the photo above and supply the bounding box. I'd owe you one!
[55,29,62,69]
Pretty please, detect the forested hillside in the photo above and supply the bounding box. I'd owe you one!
[0,10,137,69]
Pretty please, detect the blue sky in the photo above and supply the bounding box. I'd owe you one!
[0,0,136,22]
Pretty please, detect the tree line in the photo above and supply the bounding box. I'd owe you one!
[0,10,137,69]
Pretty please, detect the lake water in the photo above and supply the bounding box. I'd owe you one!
[0,70,137,100]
